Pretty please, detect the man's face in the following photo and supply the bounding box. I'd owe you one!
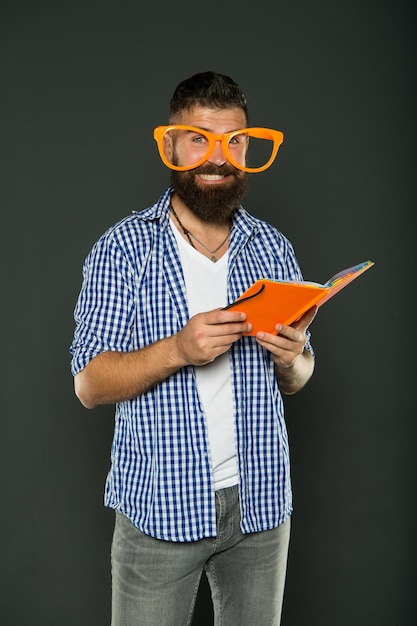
[168,106,250,224]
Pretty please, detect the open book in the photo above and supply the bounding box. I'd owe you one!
[224,260,374,335]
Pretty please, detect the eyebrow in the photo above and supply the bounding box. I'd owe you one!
[187,125,246,134]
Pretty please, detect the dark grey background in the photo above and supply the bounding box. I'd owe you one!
[1,1,415,624]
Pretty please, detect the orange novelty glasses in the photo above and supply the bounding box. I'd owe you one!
[153,125,284,173]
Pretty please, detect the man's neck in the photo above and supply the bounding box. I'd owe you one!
[170,193,231,262]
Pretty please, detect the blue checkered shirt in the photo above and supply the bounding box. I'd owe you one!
[70,187,312,542]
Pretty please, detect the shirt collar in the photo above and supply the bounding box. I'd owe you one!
[132,187,173,229]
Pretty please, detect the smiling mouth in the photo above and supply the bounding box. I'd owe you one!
[198,174,229,181]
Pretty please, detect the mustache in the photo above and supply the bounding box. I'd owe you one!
[193,163,239,176]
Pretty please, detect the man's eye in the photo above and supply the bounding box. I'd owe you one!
[229,134,246,145]
[191,135,207,144]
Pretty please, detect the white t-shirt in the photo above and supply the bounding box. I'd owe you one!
[170,220,238,490]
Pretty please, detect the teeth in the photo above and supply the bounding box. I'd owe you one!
[199,174,225,180]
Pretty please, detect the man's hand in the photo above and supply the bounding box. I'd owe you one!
[174,309,252,366]
[255,306,317,394]
[75,308,251,408]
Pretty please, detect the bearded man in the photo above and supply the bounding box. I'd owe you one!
[70,71,316,626]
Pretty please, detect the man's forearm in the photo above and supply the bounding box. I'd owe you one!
[74,335,186,409]
[275,349,315,395]
[74,308,252,409]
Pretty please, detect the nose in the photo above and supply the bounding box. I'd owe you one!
[207,140,227,166]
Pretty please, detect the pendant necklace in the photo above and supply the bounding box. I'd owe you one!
[170,204,230,263]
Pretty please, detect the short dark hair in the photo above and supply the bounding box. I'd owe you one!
[169,71,248,123]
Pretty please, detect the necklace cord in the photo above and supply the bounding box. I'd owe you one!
[170,204,230,262]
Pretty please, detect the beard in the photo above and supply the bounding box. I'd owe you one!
[171,163,250,225]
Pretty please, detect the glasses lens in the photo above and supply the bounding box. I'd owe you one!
[244,131,277,170]
[162,127,211,169]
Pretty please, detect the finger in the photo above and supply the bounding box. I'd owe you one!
[274,306,317,340]
[256,331,300,353]
[198,309,251,336]
[208,321,252,339]
[292,305,318,331]
[208,309,248,325]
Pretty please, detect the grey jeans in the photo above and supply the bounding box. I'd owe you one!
[111,485,290,626]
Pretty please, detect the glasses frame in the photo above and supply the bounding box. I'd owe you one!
[153,125,284,173]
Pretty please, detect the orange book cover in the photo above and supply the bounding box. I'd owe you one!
[224,260,374,335]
